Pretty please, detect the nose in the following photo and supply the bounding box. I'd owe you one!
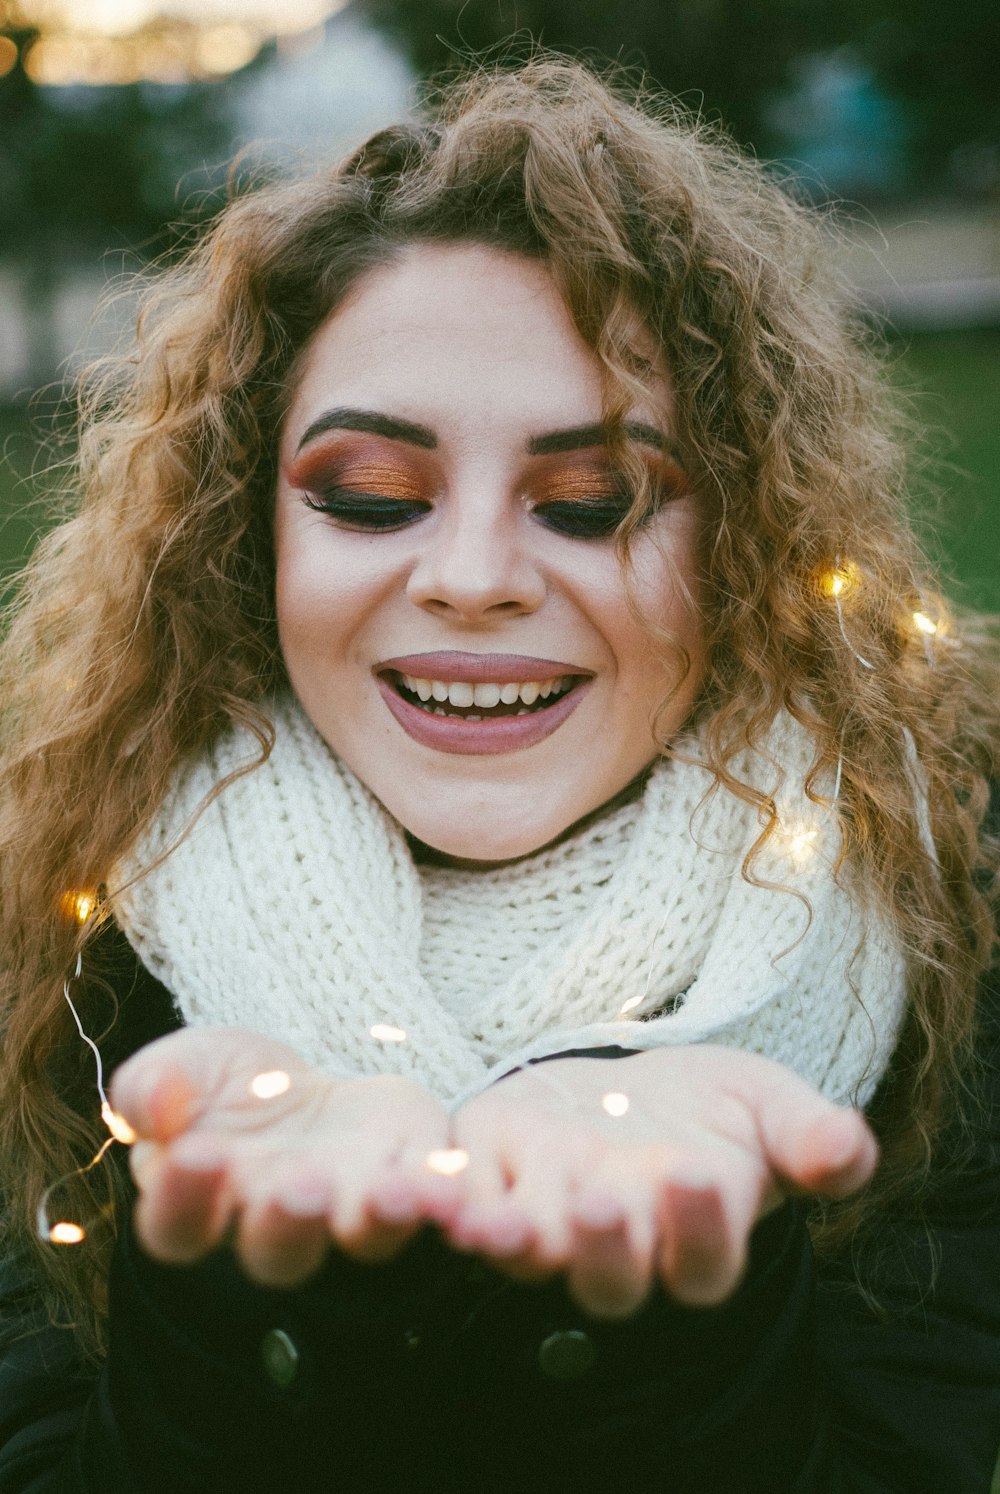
[405,497,546,621]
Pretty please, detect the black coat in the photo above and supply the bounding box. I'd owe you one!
[1,924,998,1494]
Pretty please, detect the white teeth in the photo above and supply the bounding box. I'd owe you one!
[516,708,531,716]
[399,672,575,711]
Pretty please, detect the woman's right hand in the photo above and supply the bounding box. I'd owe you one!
[109,1027,455,1288]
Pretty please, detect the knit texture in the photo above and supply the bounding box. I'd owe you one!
[112,694,908,1111]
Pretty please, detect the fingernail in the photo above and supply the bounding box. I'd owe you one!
[666,1169,715,1194]
[281,1179,330,1216]
[372,1191,418,1224]
[573,1195,625,1230]
[484,1213,532,1254]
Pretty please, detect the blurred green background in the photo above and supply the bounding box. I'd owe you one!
[1,0,998,611]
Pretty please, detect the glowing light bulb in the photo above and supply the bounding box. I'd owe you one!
[250,1069,291,1099]
[370,1023,407,1043]
[601,1091,630,1117]
[912,611,938,636]
[49,1222,85,1245]
[425,1148,470,1176]
[61,891,96,924]
[819,562,859,600]
[776,819,822,868]
[618,995,643,1016]
[101,1101,137,1145]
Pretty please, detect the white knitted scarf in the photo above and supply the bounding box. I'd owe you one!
[112,695,908,1112]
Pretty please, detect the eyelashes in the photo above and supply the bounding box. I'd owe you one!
[301,490,430,530]
[297,465,686,539]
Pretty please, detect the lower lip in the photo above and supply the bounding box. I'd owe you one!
[375,676,592,755]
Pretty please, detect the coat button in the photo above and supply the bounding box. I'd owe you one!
[536,1329,596,1381]
[260,1328,300,1388]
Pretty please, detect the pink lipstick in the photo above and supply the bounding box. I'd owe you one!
[374,652,593,756]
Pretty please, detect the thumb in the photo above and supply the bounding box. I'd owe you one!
[109,1034,206,1143]
[108,1025,312,1143]
[752,1063,878,1199]
[108,1027,248,1141]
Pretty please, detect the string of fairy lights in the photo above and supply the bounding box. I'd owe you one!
[38,563,945,1247]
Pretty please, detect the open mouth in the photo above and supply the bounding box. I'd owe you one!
[384,670,584,721]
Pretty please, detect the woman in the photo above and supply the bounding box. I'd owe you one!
[0,55,997,1493]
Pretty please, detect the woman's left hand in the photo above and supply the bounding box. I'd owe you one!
[405,1045,877,1319]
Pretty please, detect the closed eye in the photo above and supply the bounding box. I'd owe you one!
[532,499,634,539]
[301,489,431,531]
[531,461,687,540]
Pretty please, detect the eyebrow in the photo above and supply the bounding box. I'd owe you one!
[295,407,670,457]
[528,421,668,456]
[296,408,436,452]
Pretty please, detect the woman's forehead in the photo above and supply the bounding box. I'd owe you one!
[282,241,672,457]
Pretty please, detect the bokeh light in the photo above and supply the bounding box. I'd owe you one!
[7,0,346,83]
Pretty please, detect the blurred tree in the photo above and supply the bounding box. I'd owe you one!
[0,23,230,381]
[362,0,1000,196]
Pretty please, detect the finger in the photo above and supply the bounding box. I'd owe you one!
[329,1192,424,1265]
[133,1136,233,1264]
[128,1139,164,1191]
[110,1027,310,1141]
[327,1142,430,1263]
[484,1148,577,1275]
[236,1178,332,1288]
[789,1109,879,1196]
[751,1068,878,1196]
[368,1161,465,1232]
[655,1160,762,1307]
[113,1063,198,1144]
[565,1188,654,1320]
[435,1144,518,1243]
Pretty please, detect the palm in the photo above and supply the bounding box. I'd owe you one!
[111,1026,453,1285]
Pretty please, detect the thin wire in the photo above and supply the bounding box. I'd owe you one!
[36,1137,116,1241]
[61,949,112,1111]
[834,593,875,670]
[37,946,124,1242]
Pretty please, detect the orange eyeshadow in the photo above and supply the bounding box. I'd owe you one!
[290,448,426,501]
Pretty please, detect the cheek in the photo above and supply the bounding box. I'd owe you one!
[609,524,706,698]
[274,512,386,666]
[635,505,704,631]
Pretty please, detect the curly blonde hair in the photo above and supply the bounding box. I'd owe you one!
[1,53,997,1362]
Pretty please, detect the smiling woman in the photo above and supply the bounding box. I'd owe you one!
[0,51,998,1494]
[275,242,703,858]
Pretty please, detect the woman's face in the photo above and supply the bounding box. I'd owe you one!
[275,242,705,863]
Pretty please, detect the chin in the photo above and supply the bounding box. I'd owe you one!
[404,815,573,868]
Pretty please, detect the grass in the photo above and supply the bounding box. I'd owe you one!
[2,327,1000,611]
[890,327,1000,614]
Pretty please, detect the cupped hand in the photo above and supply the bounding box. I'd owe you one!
[109,1027,453,1287]
[412,1045,878,1320]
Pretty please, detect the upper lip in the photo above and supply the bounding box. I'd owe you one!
[377,652,592,683]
